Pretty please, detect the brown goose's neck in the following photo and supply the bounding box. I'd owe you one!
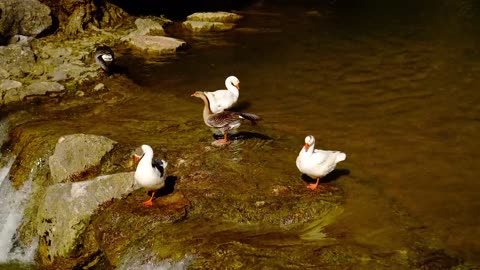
[197,93,213,125]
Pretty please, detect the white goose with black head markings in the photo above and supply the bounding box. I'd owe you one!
[204,75,240,113]
[191,91,261,145]
[133,144,168,206]
[296,135,346,191]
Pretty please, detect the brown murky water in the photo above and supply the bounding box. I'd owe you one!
[3,0,480,267]
[111,0,480,264]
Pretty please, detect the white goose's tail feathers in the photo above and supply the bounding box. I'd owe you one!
[336,152,346,163]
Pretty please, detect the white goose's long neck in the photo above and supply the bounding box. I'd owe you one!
[303,142,315,157]
[225,78,239,97]
[139,149,153,169]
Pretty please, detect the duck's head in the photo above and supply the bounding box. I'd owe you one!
[304,135,315,151]
[133,144,153,162]
[227,75,240,90]
[133,146,144,163]
[191,91,206,98]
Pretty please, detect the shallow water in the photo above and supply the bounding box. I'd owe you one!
[113,0,480,263]
[2,0,480,267]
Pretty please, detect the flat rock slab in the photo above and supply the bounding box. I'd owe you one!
[22,81,65,99]
[128,35,186,54]
[49,134,117,183]
[186,12,242,23]
[182,21,236,33]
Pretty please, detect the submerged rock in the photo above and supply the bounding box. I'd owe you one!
[0,0,52,38]
[48,134,117,183]
[182,21,236,32]
[36,172,135,264]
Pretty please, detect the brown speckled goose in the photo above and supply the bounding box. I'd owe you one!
[191,91,261,145]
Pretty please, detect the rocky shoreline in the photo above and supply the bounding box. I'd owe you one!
[0,0,242,108]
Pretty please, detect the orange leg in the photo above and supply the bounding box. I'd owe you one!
[143,191,155,206]
[214,132,229,145]
[307,178,322,190]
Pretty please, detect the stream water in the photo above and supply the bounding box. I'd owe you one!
[1,0,480,268]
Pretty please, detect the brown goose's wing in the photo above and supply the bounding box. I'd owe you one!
[207,111,241,128]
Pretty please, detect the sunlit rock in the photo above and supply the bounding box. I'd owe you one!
[0,0,52,38]
[48,134,117,183]
[128,35,186,54]
[182,11,242,33]
[182,21,236,32]
[36,172,135,265]
[186,12,242,23]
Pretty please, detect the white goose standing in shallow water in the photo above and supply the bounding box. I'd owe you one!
[191,91,261,145]
[296,135,346,190]
[204,75,240,113]
[134,145,168,206]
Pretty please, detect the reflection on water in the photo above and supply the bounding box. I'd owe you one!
[2,0,480,267]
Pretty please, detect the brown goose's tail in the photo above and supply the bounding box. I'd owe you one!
[239,112,261,125]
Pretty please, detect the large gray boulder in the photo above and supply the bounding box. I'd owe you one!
[49,134,117,183]
[0,0,52,38]
[36,172,135,260]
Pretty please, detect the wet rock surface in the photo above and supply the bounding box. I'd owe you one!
[36,172,135,265]
[48,134,117,183]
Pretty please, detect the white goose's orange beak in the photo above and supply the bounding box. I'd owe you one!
[304,143,310,151]
[235,82,240,90]
[134,154,141,163]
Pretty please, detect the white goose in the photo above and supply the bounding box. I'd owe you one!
[296,135,346,190]
[204,75,240,113]
[134,145,168,206]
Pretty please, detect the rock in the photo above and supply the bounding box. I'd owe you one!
[128,35,186,54]
[8,35,34,46]
[48,134,117,183]
[134,18,165,36]
[186,12,242,23]
[36,172,135,261]
[93,83,105,92]
[0,79,22,91]
[22,82,65,100]
[0,68,9,79]
[182,12,242,33]
[0,44,36,77]
[0,80,23,105]
[182,21,236,32]
[0,0,52,37]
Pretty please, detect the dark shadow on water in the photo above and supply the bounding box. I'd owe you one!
[301,168,350,184]
[213,131,271,141]
[147,175,177,198]
[229,101,252,112]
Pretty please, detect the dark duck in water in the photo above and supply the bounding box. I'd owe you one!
[191,91,261,145]
[94,45,114,73]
